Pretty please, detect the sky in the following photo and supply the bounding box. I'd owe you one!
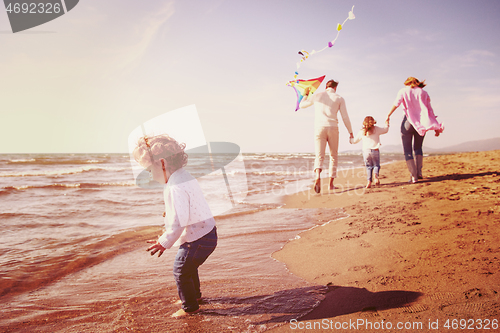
[1,0,499,153]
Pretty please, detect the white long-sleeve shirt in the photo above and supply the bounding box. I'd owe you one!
[351,125,389,150]
[157,168,216,249]
[299,87,353,134]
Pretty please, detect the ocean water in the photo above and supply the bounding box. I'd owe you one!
[0,152,404,331]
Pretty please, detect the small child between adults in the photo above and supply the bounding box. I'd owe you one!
[350,116,389,188]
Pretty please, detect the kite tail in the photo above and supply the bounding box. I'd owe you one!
[290,5,355,83]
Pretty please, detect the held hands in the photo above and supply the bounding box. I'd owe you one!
[147,239,166,257]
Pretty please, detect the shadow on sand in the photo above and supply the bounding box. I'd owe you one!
[299,285,423,322]
[381,171,499,189]
[332,170,499,195]
[199,285,422,325]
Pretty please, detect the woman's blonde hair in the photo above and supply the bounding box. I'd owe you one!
[362,116,377,136]
[404,77,426,88]
[133,134,188,173]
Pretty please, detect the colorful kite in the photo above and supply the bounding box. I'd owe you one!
[291,75,325,111]
[287,6,355,110]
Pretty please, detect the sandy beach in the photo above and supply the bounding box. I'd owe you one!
[270,150,500,332]
[1,150,499,332]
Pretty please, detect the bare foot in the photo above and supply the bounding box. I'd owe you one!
[314,178,321,193]
[171,308,200,318]
[366,181,372,189]
[329,178,335,190]
[374,177,380,186]
[174,298,203,305]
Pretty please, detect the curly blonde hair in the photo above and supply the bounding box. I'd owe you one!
[133,134,188,173]
[362,116,377,136]
[404,77,426,88]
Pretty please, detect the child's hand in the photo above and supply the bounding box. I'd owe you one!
[304,87,311,96]
[147,239,166,257]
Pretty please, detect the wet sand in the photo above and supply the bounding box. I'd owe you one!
[0,208,345,332]
[270,150,500,332]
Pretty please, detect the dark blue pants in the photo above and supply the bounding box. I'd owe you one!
[173,226,217,312]
[401,116,425,161]
[363,149,380,181]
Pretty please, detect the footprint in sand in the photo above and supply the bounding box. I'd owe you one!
[348,265,374,273]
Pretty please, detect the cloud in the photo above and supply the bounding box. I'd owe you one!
[111,2,175,72]
[464,81,500,109]
[367,29,443,49]
[439,49,496,71]
[456,49,496,68]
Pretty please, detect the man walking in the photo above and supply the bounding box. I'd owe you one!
[300,79,354,193]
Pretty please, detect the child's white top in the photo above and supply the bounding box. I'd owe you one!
[158,168,216,249]
[351,125,389,150]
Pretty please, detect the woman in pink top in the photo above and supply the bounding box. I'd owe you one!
[386,77,444,183]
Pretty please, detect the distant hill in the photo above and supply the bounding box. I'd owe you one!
[430,137,500,153]
[342,137,500,154]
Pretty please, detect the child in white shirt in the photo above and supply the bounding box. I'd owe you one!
[133,134,217,318]
[350,116,389,188]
